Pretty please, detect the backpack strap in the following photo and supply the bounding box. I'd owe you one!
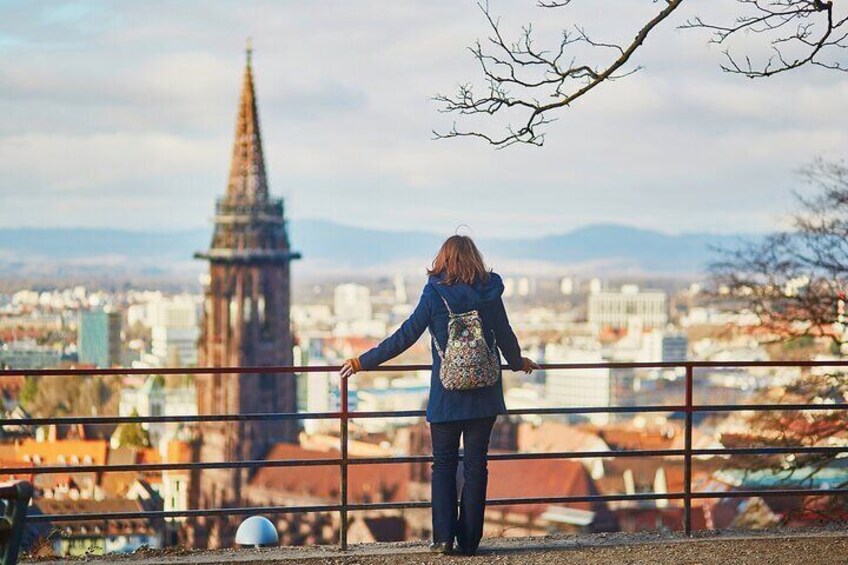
[438,294,453,315]
[433,293,452,360]
[432,335,445,360]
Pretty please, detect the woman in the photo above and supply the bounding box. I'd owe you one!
[339,235,538,555]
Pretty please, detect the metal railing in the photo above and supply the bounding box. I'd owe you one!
[2,360,848,551]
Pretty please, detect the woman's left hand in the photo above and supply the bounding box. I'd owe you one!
[340,358,361,380]
[521,357,541,374]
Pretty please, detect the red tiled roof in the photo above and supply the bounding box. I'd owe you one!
[517,421,609,453]
[33,499,158,535]
[486,456,595,517]
[249,443,410,503]
[0,458,33,482]
[12,439,109,466]
[592,426,678,451]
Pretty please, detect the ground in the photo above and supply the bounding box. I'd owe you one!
[24,528,848,565]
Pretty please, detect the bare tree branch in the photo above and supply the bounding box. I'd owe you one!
[435,0,848,147]
[682,0,848,78]
[709,164,848,519]
[433,0,684,147]
[710,161,848,352]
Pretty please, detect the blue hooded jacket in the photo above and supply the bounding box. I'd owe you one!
[358,272,523,423]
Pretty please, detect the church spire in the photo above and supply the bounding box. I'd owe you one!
[196,45,300,262]
[225,40,267,203]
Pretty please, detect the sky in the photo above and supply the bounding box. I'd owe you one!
[1,0,847,239]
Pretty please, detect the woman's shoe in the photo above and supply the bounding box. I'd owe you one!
[428,541,453,554]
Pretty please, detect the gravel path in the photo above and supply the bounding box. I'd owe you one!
[302,536,848,565]
[24,529,848,565]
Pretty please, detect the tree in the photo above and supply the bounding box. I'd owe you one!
[711,160,848,347]
[435,1,848,147]
[19,375,39,408]
[709,159,848,524]
[115,409,151,448]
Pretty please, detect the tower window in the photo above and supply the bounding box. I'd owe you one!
[258,293,272,340]
[229,297,238,332]
[257,295,266,325]
[244,297,252,323]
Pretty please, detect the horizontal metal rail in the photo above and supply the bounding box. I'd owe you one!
[8,402,847,429]
[6,358,848,378]
[2,361,847,549]
[27,487,848,524]
[7,445,845,476]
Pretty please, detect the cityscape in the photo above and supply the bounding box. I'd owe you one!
[1,52,845,553]
[2,1,848,562]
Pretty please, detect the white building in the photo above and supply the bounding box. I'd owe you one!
[292,304,334,330]
[516,277,533,297]
[334,284,372,322]
[559,277,575,296]
[502,277,534,298]
[609,326,688,370]
[158,440,192,524]
[393,274,408,305]
[148,295,200,367]
[544,339,612,426]
[587,285,668,332]
[355,374,430,433]
[151,327,198,367]
[588,278,603,295]
[304,369,333,435]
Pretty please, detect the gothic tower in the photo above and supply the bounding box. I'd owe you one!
[192,45,300,548]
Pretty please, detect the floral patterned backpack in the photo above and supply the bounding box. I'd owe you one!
[432,294,500,391]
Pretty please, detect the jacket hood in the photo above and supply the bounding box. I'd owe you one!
[428,271,504,312]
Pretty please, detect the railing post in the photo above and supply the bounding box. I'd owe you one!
[683,363,693,536]
[340,373,349,551]
[0,480,33,565]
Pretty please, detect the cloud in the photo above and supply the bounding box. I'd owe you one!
[0,0,846,238]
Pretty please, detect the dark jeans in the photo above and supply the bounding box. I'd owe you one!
[430,416,496,553]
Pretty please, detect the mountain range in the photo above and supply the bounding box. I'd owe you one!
[0,220,758,283]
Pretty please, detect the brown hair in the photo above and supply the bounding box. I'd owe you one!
[427,235,490,285]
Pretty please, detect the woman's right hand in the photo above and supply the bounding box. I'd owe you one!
[340,357,362,380]
[521,357,540,374]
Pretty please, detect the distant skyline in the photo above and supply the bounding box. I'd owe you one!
[1,1,847,238]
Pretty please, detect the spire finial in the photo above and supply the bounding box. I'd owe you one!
[246,37,253,67]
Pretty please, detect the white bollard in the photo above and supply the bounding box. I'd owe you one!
[235,515,279,548]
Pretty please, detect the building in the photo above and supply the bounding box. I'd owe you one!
[31,498,163,556]
[484,456,617,537]
[334,284,372,322]
[543,339,613,426]
[242,443,413,546]
[560,277,575,296]
[332,284,386,337]
[503,277,534,298]
[0,340,61,370]
[149,295,200,367]
[150,326,199,367]
[661,333,688,363]
[355,375,429,433]
[159,439,194,537]
[587,285,668,332]
[118,376,197,447]
[192,46,301,548]
[77,309,122,368]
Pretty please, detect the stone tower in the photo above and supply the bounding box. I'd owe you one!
[192,45,300,548]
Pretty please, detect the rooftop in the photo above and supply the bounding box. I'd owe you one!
[22,529,848,565]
